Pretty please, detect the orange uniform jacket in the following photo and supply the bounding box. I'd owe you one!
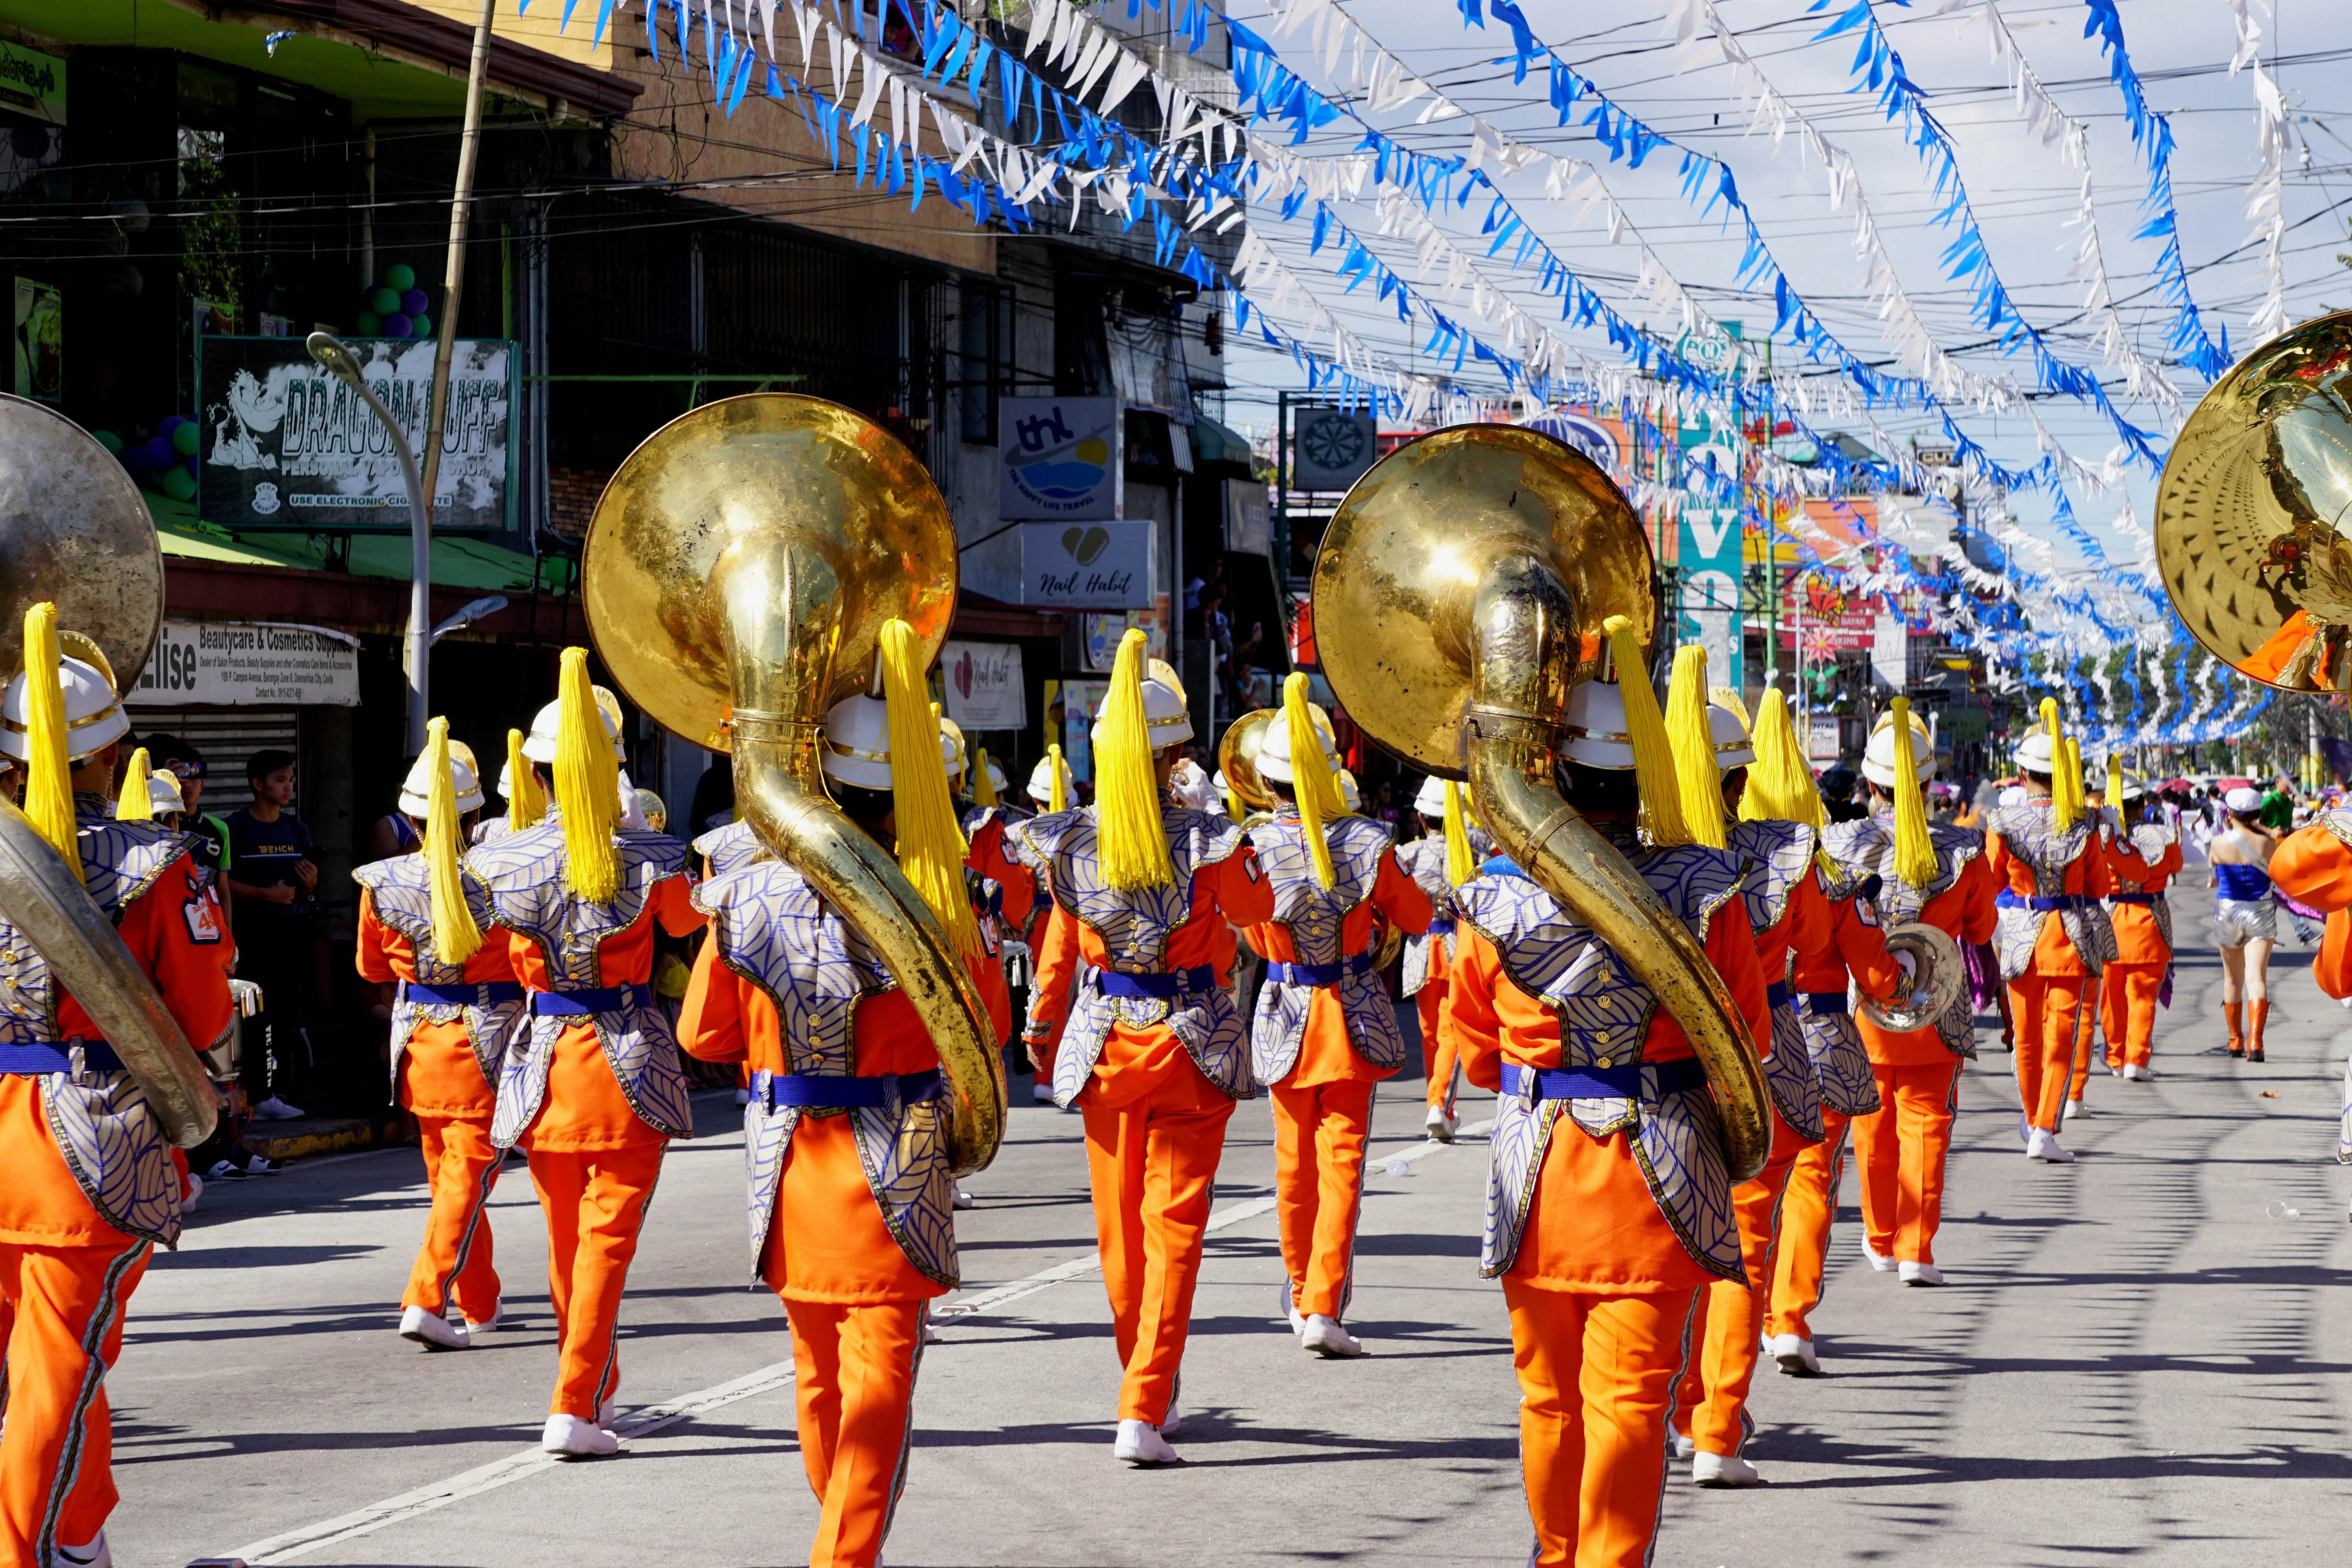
[1247,843,1431,1085]
[2104,826,2183,965]
[2271,818,2352,996]
[1990,823,2114,977]
[354,893,517,1116]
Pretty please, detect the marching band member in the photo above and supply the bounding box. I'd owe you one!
[354,722,526,1350]
[1395,776,1486,1140]
[1662,656,1826,1485]
[1826,702,1994,1273]
[0,605,234,1568]
[2096,762,2180,1084]
[2267,801,2352,1155]
[1244,677,1431,1357]
[471,651,706,1457]
[472,729,546,846]
[677,622,1007,1568]
[1013,632,1274,1464]
[1986,704,2115,1163]
[962,748,1035,935]
[1444,620,1768,1565]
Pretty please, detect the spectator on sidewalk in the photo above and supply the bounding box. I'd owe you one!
[141,733,233,898]
[225,748,319,1122]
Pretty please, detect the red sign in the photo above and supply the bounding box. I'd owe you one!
[1776,579,1875,651]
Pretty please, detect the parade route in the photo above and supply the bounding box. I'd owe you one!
[116,940,2352,1568]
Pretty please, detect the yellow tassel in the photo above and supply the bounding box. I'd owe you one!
[1443,780,1475,886]
[880,621,982,960]
[1047,743,1068,813]
[974,747,999,809]
[423,717,484,964]
[17,603,81,884]
[1224,772,1245,823]
[1094,629,1176,891]
[1282,671,1341,888]
[2063,738,2085,830]
[506,727,544,829]
[553,648,621,902]
[1603,615,1690,849]
[2040,698,2074,832]
[1740,690,1838,878]
[114,746,154,822]
[2107,750,2125,811]
[1664,644,1726,849]
[1888,698,1938,890]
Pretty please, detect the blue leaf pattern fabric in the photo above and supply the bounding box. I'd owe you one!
[2109,822,2180,953]
[1801,1005,1881,1116]
[353,855,523,1097]
[1762,998,1824,1142]
[1982,805,2116,979]
[1726,819,1813,938]
[1394,829,1494,995]
[693,820,769,878]
[1246,811,1405,1083]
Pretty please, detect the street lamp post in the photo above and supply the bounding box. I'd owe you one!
[307,330,430,757]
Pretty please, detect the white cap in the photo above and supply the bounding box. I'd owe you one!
[1091,667,1195,750]
[1998,785,2026,808]
[522,685,625,763]
[1027,753,1073,805]
[1337,769,1361,811]
[146,770,185,815]
[399,746,487,817]
[2012,728,2058,773]
[0,653,130,764]
[939,716,966,782]
[1710,703,1755,771]
[1559,681,1633,770]
[821,696,900,790]
[2224,786,2261,813]
[1862,708,1936,788]
[1256,706,1339,784]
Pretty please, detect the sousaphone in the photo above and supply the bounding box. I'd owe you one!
[582,394,1005,1172]
[0,394,216,1147]
[1216,707,1279,815]
[1314,424,1770,1180]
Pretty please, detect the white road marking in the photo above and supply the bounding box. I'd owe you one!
[219,1123,1489,1564]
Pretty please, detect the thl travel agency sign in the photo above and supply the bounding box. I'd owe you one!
[1000,396,1117,519]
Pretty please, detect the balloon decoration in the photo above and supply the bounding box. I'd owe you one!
[357,267,431,338]
[111,412,201,503]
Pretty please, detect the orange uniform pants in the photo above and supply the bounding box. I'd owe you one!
[1671,1153,1796,1457]
[1080,1088,1235,1425]
[1853,1060,1962,1264]
[2070,969,2107,1100]
[2010,974,2092,1132]
[2100,962,2164,1071]
[525,1142,665,1419]
[1416,984,1458,1118]
[1504,1281,1698,1568]
[1764,1112,1850,1345]
[1269,1078,1374,1321]
[0,1237,150,1562]
[769,1297,926,1568]
[402,1114,504,1323]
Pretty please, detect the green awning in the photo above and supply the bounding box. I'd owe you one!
[147,490,547,592]
[343,533,546,593]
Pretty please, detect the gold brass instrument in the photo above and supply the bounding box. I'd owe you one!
[582,394,1005,1173]
[1857,922,1964,1035]
[1216,707,1279,814]
[2155,312,2352,691]
[1314,425,1770,1180]
[0,394,216,1147]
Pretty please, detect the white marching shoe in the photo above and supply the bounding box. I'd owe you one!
[1765,1334,1820,1377]
[399,1304,470,1350]
[951,1184,976,1210]
[1671,1433,1696,1461]
[1860,1238,1897,1273]
[1113,1418,1179,1465]
[1898,1261,1945,1287]
[465,1300,502,1335]
[1301,1314,1364,1358]
[2063,1098,2087,1121]
[50,1532,110,1568]
[2025,1127,2076,1163]
[1692,1450,1765,1487]
[1279,1285,1307,1338]
[1031,1080,1056,1103]
[542,1413,618,1459]
[1424,1104,1456,1143]
[2123,1062,2154,1081]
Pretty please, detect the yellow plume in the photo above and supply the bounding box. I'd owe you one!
[1738,692,1821,829]
[880,621,981,960]
[1094,630,1176,890]
[1664,644,1726,849]
[1443,780,1476,886]
[506,727,545,829]
[2039,699,2075,831]
[974,747,999,809]
[553,648,621,902]
[1282,671,1340,888]
[2107,751,2125,813]
[423,717,484,964]
[2062,737,2085,830]
[1603,616,1690,849]
[1223,771,1245,824]
[114,746,154,822]
[17,603,81,883]
[1887,699,1938,890]
[1047,743,1068,813]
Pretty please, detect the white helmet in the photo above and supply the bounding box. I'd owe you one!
[1337,769,1362,812]
[2114,767,2146,802]
[399,746,486,817]
[1413,774,1449,817]
[1027,753,1073,806]
[982,759,1007,795]
[1710,702,1755,771]
[522,684,625,763]
[2011,728,2058,773]
[1256,706,1339,783]
[1091,666,1194,750]
[1862,708,1936,787]
[0,652,129,764]
[145,770,186,815]
[818,695,953,791]
[1559,681,1633,770]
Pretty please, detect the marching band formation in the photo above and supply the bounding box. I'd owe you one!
[3,385,2349,1568]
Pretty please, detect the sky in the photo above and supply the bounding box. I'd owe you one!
[1208,0,2352,575]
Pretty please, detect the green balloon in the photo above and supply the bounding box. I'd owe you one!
[384,263,416,292]
[408,313,431,339]
[93,430,123,454]
[354,310,382,336]
[171,421,200,457]
[369,287,401,316]
[158,465,197,502]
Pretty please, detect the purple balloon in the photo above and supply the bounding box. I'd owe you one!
[159,414,187,435]
[383,312,414,339]
[399,288,428,316]
[142,436,175,468]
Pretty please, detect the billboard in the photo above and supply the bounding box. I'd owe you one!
[1000,395,1118,519]
[1289,406,1377,491]
[1018,521,1155,610]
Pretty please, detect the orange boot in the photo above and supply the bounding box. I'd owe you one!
[2248,1000,2270,1064]
[2225,1002,2244,1059]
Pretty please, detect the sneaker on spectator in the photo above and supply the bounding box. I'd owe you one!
[252,1096,305,1120]
[205,1159,248,1181]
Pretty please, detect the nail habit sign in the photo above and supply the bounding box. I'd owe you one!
[1018,521,1154,610]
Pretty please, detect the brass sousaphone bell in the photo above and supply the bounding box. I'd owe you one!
[1313,425,1771,1181]
[1215,707,1279,816]
[582,394,1005,1173]
[0,394,218,1147]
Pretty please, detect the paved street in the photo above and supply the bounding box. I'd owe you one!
[117,933,2352,1568]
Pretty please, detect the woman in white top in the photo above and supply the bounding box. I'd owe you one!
[2208,786,2278,1062]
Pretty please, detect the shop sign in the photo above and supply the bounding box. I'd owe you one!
[1047,679,1110,784]
[1871,612,1909,692]
[127,621,360,708]
[196,336,515,531]
[1675,505,1742,690]
[941,640,1025,730]
[0,41,65,125]
[1225,478,1269,555]
[1078,603,1169,673]
[1018,521,1154,610]
[1806,712,1842,763]
[1289,406,1376,491]
[1000,395,1118,519]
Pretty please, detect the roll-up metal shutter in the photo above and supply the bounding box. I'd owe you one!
[124,708,299,815]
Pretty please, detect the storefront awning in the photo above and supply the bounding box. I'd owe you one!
[147,493,547,592]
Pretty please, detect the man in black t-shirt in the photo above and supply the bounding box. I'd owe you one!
[225,748,318,1121]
